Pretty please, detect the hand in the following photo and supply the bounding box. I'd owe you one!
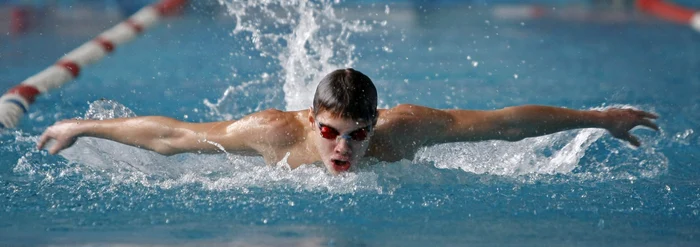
[601,108,659,147]
[37,120,83,154]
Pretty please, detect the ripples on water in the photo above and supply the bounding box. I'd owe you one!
[1,0,697,245]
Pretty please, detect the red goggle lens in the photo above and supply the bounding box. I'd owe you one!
[320,125,340,139]
[319,123,369,141]
[349,128,368,141]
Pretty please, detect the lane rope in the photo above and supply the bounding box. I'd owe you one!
[492,1,699,33]
[0,0,187,129]
[636,0,700,32]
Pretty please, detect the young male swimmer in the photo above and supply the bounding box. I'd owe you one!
[38,68,659,175]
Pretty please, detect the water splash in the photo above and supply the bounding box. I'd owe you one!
[10,99,668,196]
[416,129,606,176]
[203,78,279,120]
[214,0,371,114]
[83,99,137,120]
[416,105,668,182]
[24,100,383,194]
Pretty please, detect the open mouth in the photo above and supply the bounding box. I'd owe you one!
[331,159,351,172]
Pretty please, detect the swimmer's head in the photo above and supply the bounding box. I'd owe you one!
[312,68,378,124]
[309,68,377,174]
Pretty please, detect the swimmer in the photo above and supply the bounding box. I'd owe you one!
[38,69,659,174]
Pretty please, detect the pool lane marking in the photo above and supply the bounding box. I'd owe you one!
[56,61,81,78]
[7,85,41,104]
[154,0,186,16]
[0,0,188,129]
[6,99,29,114]
[124,19,145,34]
[94,38,115,53]
[637,0,700,32]
[21,66,74,93]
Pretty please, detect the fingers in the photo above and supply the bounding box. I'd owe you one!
[634,110,658,119]
[48,141,63,155]
[37,131,50,150]
[621,132,641,147]
[638,118,659,131]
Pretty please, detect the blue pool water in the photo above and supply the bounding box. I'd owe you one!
[1,1,700,246]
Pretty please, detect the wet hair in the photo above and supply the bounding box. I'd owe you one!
[313,68,378,124]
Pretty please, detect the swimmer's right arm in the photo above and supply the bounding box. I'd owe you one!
[37,116,261,156]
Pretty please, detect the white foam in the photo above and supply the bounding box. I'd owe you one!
[416,129,605,176]
[216,0,372,112]
[58,137,382,194]
[15,101,668,195]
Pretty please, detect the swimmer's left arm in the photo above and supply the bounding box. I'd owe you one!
[420,105,659,147]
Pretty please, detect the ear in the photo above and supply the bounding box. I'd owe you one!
[308,107,315,127]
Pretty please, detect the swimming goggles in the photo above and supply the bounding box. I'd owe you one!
[318,122,371,141]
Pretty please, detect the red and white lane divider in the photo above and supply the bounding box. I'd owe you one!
[0,0,186,129]
[636,0,700,32]
[492,5,547,20]
[493,1,699,32]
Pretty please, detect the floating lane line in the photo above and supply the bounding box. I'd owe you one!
[636,0,700,32]
[0,0,187,129]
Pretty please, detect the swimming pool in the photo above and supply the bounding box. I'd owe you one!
[1,1,700,246]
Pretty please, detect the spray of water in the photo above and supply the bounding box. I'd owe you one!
[208,0,371,116]
[9,98,667,197]
[416,104,668,182]
[7,2,669,193]
[416,129,606,176]
[6,100,381,194]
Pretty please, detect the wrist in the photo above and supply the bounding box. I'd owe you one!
[68,119,92,137]
[589,110,610,129]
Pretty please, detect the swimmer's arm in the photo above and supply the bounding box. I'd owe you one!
[426,105,658,146]
[37,116,260,156]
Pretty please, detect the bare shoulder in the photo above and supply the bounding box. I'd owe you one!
[241,108,297,127]
[369,104,453,161]
[378,104,451,129]
[231,108,306,147]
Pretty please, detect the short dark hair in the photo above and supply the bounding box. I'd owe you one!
[313,68,378,123]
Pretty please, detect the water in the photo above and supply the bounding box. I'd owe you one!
[1,1,700,246]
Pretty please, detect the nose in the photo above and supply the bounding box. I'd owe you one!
[334,138,352,155]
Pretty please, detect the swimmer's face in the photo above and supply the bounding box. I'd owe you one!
[309,110,373,175]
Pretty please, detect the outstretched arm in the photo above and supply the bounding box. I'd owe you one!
[444,105,658,146]
[36,109,300,156]
[388,104,659,147]
[37,116,253,155]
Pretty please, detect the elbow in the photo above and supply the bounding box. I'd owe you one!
[150,122,191,156]
[150,134,189,156]
[150,144,181,156]
[159,149,181,156]
[499,128,526,142]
